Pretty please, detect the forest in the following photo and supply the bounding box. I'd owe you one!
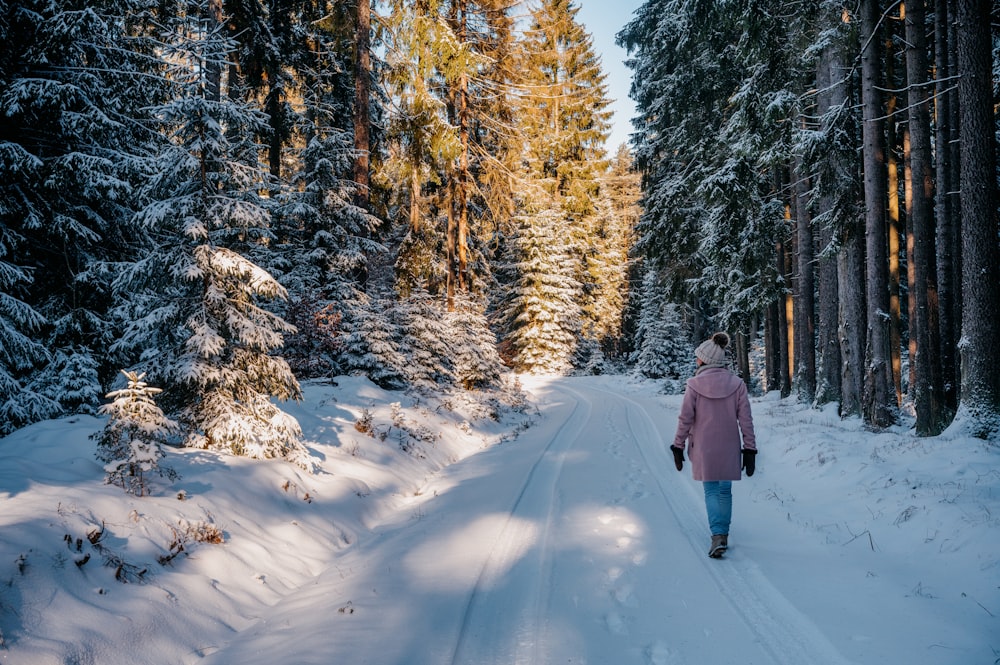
[0,0,998,467]
[620,0,1000,438]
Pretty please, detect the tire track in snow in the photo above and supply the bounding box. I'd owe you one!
[597,385,854,665]
[449,383,593,665]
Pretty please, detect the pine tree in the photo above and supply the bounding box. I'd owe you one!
[339,292,408,389]
[395,289,457,391]
[446,295,504,390]
[0,0,168,423]
[517,0,611,212]
[501,208,582,374]
[94,371,178,496]
[0,238,54,434]
[111,0,306,463]
[631,268,690,390]
[585,146,639,355]
[512,0,612,364]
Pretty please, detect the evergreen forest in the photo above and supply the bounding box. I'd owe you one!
[1,0,998,462]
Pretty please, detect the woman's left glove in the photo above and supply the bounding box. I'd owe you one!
[741,449,757,477]
[671,445,684,472]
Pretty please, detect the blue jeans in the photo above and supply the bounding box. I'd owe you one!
[703,481,733,536]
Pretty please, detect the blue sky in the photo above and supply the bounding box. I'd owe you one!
[574,0,645,151]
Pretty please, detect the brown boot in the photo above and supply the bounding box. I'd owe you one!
[709,534,727,558]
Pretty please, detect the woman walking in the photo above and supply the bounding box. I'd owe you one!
[670,332,757,558]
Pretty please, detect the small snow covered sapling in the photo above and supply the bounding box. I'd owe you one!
[93,371,179,495]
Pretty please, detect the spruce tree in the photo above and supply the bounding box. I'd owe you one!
[0,0,167,423]
[111,0,306,463]
[631,268,690,389]
[94,371,178,496]
[501,208,582,374]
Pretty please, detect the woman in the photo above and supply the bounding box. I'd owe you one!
[670,332,757,558]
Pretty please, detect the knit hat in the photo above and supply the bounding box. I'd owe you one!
[695,332,730,366]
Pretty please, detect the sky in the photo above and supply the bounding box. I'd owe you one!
[575,0,646,151]
[1,373,995,664]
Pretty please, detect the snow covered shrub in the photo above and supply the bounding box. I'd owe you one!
[354,408,374,435]
[93,371,178,496]
[178,518,225,545]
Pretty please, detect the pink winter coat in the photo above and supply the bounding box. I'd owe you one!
[672,367,756,481]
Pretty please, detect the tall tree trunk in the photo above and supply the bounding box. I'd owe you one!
[956,0,1000,437]
[814,38,842,406]
[353,0,371,210]
[735,329,751,386]
[946,5,963,386]
[205,0,223,104]
[859,0,896,428]
[886,27,904,405]
[934,0,959,414]
[266,82,283,180]
[904,127,916,398]
[446,183,457,309]
[905,0,945,434]
[444,0,471,310]
[777,229,793,398]
[457,66,470,294]
[793,157,816,402]
[838,223,866,418]
[409,164,421,233]
[765,302,782,392]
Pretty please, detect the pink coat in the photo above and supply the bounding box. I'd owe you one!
[672,367,756,481]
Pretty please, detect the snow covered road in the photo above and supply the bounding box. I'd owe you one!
[3,375,994,665]
[203,377,856,665]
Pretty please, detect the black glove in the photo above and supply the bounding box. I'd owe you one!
[742,449,757,477]
[671,445,684,472]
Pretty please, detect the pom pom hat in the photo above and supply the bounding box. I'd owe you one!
[695,332,730,366]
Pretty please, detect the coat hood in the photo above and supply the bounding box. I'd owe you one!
[686,367,742,399]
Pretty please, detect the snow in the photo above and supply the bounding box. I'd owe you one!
[0,374,996,664]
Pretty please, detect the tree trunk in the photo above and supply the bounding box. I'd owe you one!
[765,302,781,392]
[905,0,945,434]
[904,126,916,399]
[946,5,963,389]
[266,82,283,180]
[409,165,421,233]
[814,38,842,406]
[885,25,904,405]
[859,0,896,428]
[735,329,751,387]
[354,0,371,210]
[204,0,223,104]
[934,0,959,414]
[792,156,816,402]
[838,223,866,418]
[956,0,1000,437]
[777,230,792,398]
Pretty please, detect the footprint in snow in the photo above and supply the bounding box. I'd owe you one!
[605,611,629,635]
[645,640,681,665]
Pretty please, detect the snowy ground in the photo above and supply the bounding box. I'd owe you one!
[0,374,997,665]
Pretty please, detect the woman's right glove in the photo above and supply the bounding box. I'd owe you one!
[671,445,685,472]
[742,449,757,477]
